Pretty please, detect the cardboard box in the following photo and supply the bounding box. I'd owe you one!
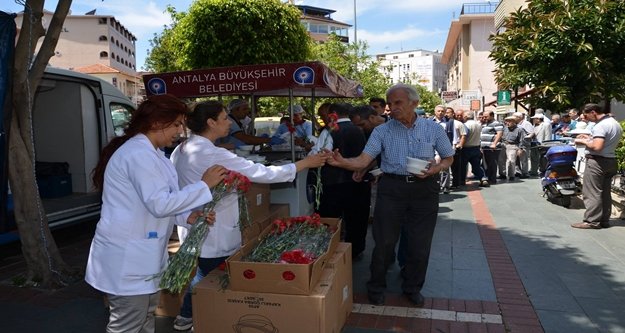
[227,218,341,295]
[327,243,353,328]
[193,244,352,333]
[155,289,185,317]
[245,183,271,219]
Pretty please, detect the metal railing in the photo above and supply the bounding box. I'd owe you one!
[461,2,499,15]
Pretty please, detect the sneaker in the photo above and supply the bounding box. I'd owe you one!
[479,180,490,187]
[174,315,193,331]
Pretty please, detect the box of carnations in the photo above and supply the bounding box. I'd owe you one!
[226,214,340,295]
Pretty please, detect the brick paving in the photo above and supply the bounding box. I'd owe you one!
[3,178,625,332]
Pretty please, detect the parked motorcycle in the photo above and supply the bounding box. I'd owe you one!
[541,144,582,208]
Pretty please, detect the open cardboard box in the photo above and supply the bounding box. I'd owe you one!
[227,217,341,295]
[193,242,352,333]
[156,204,289,317]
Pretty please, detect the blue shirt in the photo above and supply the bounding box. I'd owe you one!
[273,120,313,139]
[363,117,454,175]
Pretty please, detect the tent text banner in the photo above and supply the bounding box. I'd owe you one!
[143,62,364,98]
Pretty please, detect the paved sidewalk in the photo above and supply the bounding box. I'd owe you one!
[1,177,625,332]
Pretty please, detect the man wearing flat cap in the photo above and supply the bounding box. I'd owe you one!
[218,99,285,148]
[272,105,313,147]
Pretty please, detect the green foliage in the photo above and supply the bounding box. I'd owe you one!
[309,34,388,104]
[414,85,443,113]
[166,0,311,70]
[489,0,625,111]
[616,120,625,171]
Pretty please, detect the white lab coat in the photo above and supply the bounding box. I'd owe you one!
[171,134,297,258]
[85,134,213,296]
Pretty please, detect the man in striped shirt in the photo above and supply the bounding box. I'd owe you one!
[480,111,503,184]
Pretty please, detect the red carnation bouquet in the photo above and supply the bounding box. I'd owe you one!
[158,171,251,293]
[243,214,335,264]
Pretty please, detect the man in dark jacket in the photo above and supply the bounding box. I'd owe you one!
[317,103,369,259]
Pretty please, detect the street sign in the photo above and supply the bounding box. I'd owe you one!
[441,91,458,102]
[462,90,480,106]
[497,90,511,106]
[470,99,481,111]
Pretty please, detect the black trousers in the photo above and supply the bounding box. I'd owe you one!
[482,148,501,183]
[451,150,464,187]
[317,181,371,256]
[367,175,439,295]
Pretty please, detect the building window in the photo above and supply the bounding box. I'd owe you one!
[100,51,108,58]
[98,18,107,24]
[116,40,119,47]
[110,37,115,44]
[111,52,115,59]
[409,54,414,58]
[318,24,328,34]
[99,35,107,42]
[393,56,398,59]
[110,19,114,27]
[116,55,120,62]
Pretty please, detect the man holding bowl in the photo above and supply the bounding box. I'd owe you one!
[327,83,454,307]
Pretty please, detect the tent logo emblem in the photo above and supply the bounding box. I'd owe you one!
[293,66,314,85]
[147,78,167,95]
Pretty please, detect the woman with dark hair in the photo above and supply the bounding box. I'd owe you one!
[170,100,328,331]
[86,94,228,333]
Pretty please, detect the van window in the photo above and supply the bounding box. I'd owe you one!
[254,117,282,137]
[110,103,132,136]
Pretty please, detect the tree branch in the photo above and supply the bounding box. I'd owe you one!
[29,0,72,95]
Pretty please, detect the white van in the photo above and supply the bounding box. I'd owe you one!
[1,67,135,242]
[254,116,283,137]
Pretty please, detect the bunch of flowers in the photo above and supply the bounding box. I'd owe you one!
[158,171,251,293]
[243,213,335,264]
[313,112,339,209]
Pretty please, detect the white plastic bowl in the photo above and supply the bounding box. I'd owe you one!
[235,149,250,157]
[406,157,429,174]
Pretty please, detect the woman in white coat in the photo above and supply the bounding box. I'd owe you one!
[86,95,228,333]
[170,100,327,331]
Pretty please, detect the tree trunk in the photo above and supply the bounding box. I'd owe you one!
[9,0,77,289]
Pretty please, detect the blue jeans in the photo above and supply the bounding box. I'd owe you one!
[179,256,228,318]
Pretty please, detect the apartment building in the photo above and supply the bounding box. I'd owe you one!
[441,2,499,110]
[376,49,448,93]
[296,5,351,43]
[15,10,139,102]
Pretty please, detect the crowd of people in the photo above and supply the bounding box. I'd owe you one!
[84,84,622,332]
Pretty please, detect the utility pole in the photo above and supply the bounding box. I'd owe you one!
[353,0,357,43]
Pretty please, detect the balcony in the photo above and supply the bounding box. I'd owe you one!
[461,2,499,15]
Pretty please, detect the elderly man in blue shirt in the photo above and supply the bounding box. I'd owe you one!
[328,83,454,307]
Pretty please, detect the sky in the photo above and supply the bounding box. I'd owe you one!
[3,0,476,71]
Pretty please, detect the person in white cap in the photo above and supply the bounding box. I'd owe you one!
[500,115,525,181]
[217,99,286,148]
[272,105,313,147]
[529,114,551,175]
[514,112,533,178]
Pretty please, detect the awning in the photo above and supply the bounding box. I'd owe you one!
[142,61,364,98]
